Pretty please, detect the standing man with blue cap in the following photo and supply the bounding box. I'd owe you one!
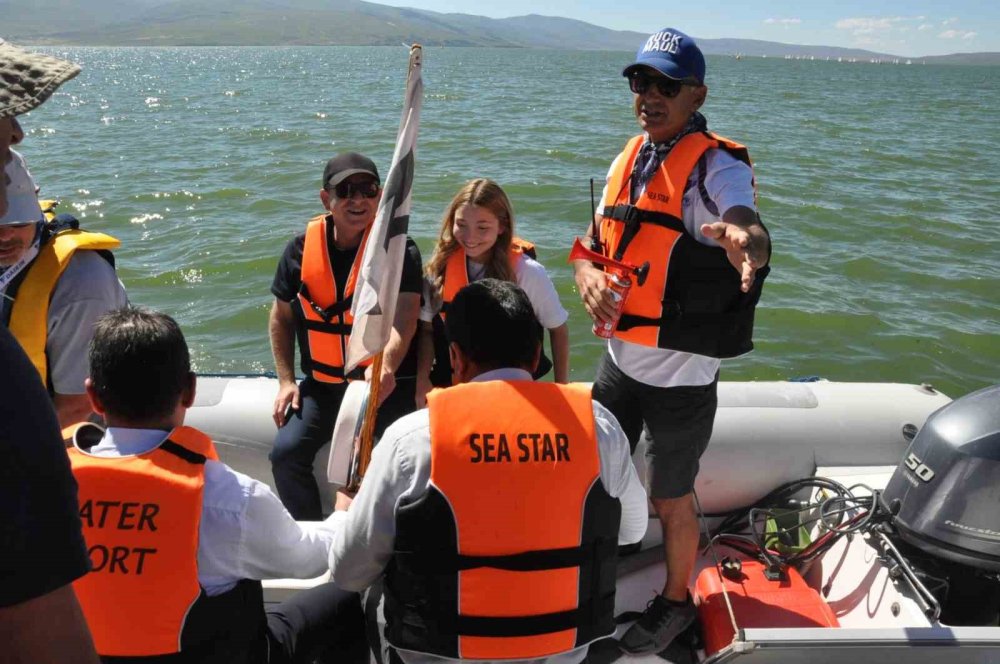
[573,28,771,654]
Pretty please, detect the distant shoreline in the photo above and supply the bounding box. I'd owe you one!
[21,42,1000,67]
[8,0,997,65]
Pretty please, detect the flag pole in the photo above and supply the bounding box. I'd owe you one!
[347,352,384,492]
[343,43,423,493]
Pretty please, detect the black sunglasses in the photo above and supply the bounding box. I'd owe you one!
[628,72,698,98]
[330,179,379,199]
[2,221,37,230]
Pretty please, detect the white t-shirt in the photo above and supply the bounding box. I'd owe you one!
[599,145,757,388]
[420,253,568,330]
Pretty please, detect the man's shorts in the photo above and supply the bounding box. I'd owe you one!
[592,353,718,500]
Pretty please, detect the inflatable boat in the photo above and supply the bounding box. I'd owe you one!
[186,377,1000,662]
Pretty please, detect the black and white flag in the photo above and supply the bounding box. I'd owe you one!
[345,45,423,373]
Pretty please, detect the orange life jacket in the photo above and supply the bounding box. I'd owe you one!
[293,214,373,383]
[438,237,536,321]
[599,132,769,358]
[67,424,220,657]
[384,381,620,660]
[429,238,551,386]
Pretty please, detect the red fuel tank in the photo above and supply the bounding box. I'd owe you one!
[694,560,839,655]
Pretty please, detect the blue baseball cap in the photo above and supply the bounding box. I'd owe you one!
[622,28,706,85]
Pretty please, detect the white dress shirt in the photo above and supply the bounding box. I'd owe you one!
[330,368,648,664]
[89,427,346,596]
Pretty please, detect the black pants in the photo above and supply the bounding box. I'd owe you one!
[100,583,367,664]
[266,582,369,664]
[270,376,417,520]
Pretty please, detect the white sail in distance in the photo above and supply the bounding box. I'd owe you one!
[345,45,423,373]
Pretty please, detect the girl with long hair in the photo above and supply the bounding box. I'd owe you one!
[416,178,569,405]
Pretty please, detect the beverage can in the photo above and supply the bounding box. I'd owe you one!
[593,272,632,339]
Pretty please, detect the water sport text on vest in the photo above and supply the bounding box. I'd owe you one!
[79,500,161,574]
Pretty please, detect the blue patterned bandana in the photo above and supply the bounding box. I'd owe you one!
[630,111,708,202]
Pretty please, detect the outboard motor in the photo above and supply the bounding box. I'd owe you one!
[883,384,1000,624]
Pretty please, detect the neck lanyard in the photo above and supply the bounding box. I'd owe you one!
[0,235,42,297]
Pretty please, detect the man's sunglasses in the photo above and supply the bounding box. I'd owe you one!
[628,72,699,98]
[1,221,38,230]
[330,180,379,199]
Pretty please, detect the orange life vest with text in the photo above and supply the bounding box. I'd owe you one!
[384,381,620,660]
[66,424,267,661]
[67,425,216,657]
[599,131,769,358]
[293,214,373,383]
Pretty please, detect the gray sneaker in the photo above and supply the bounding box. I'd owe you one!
[618,595,697,655]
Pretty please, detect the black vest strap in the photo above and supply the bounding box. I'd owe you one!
[394,539,617,574]
[310,358,366,382]
[601,204,686,261]
[696,153,720,217]
[454,593,616,638]
[303,319,353,335]
[159,439,207,466]
[601,204,686,234]
[298,283,353,323]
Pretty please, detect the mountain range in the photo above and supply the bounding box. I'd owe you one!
[4,0,997,65]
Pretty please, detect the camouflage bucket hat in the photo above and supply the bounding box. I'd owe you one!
[0,38,81,118]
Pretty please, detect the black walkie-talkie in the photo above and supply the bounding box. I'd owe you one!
[588,178,605,257]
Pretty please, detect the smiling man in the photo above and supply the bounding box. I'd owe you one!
[1,39,128,429]
[573,27,772,655]
[268,152,423,520]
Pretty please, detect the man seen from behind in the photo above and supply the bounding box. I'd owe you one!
[67,307,367,663]
[330,279,648,664]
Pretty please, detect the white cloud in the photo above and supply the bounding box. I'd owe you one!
[918,23,932,31]
[939,29,976,39]
[764,18,802,25]
[834,16,920,35]
[942,17,959,26]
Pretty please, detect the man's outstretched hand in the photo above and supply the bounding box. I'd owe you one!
[701,206,770,293]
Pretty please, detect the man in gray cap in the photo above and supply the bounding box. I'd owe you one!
[1,39,127,429]
[573,28,771,655]
[0,38,100,664]
[268,151,423,519]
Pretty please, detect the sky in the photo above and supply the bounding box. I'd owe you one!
[372,0,998,57]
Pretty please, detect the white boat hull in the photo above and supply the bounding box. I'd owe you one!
[185,378,1000,661]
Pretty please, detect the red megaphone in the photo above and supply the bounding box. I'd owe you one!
[567,237,649,286]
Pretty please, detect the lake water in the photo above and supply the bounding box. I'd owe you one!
[17,46,1000,398]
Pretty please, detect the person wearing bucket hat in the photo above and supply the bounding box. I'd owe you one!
[573,27,772,655]
[1,38,101,664]
[268,151,424,520]
[1,39,128,430]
